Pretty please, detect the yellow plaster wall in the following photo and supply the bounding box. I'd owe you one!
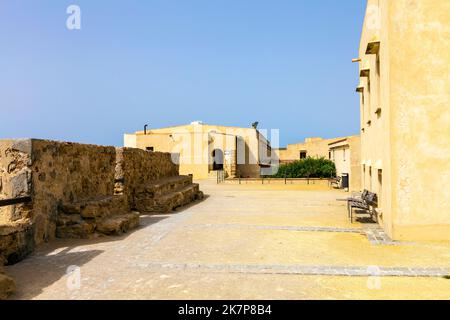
[124,123,270,180]
[359,0,450,240]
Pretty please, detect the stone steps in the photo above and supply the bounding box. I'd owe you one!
[56,195,138,239]
[137,181,203,214]
[96,212,140,236]
[141,175,193,198]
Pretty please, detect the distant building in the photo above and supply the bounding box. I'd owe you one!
[124,122,273,180]
[273,135,361,191]
[356,0,450,240]
[328,136,361,192]
[273,137,342,164]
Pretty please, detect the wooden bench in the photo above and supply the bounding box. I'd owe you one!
[347,190,378,223]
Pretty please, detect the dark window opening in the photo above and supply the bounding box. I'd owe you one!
[300,151,307,159]
[146,147,154,152]
[212,149,224,171]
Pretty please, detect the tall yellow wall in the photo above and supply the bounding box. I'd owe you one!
[359,0,450,240]
[388,0,450,240]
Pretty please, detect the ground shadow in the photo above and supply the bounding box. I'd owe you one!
[6,247,103,299]
[5,194,210,299]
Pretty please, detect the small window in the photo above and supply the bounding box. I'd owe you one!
[146,147,154,152]
[300,151,307,159]
[329,152,331,160]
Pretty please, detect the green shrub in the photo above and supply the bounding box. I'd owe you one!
[272,157,336,178]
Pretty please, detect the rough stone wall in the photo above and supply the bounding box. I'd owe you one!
[0,139,200,299]
[31,140,117,244]
[0,140,35,265]
[0,140,185,266]
[115,147,179,209]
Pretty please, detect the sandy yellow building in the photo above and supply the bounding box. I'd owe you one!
[356,0,450,240]
[329,136,361,192]
[274,136,361,191]
[124,122,273,180]
[274,137,342,164]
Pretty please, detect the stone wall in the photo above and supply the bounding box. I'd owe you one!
[115,147,179,209]
[0,139,196,266]
[32,140,117,244]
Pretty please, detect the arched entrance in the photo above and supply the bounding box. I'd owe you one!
[212,149,224,171]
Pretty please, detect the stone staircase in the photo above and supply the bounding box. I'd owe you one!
[56,195,139,239]
[135,175,204,213]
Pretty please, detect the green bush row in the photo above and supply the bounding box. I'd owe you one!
[272,157,336,178]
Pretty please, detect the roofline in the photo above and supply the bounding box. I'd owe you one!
[131,122,262,135]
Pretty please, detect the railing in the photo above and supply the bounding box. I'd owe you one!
[0,196,32,207]
[216,170,225,184]
[230,177,333,186]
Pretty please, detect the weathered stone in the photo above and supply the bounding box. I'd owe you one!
[0,273,15,300]
[136,181,202,213]
[96,212,139,236]
[56,214,82,227]
[1,139,201,264]
[0,223,35,265]
[59,203,81,215]
[55,221,96,239]
[10,169,31,197]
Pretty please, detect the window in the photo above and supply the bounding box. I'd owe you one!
[329,152,331,160]
[378,169,383,203]
[300,151,307,159]
[363,165,366,189]
[146,147,154,152]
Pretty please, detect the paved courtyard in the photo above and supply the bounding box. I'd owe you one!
[6,181,450,300]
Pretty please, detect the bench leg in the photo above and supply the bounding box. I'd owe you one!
[347,202,351,219]
[350,206,353,224]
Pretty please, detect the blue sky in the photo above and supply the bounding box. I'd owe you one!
[0,1,366,147]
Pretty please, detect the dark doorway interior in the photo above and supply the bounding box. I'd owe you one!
[212,149,224,171]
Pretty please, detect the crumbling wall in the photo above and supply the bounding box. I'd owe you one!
[0,140,34,265]
[0,140,121,264]
[1,139,195,267]
[31,140,117,244]
[115,147,179,208]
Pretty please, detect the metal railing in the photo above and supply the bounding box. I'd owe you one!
[216,170,225,184]
[0,196,32,207]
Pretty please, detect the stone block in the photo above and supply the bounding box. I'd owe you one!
[0,223,35,265]
[55,221,95,239]
[0,273,15,300]
[96,212,139,236]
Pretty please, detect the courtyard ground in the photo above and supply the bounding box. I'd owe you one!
[6,181,450,300]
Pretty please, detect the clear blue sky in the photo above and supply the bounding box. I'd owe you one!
[0,0,366,147]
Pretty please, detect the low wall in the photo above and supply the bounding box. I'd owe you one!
[223,178,332,186]
[0,139,182,265]
[115,147,179,209]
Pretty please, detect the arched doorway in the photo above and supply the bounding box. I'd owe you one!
[212,149,224,171]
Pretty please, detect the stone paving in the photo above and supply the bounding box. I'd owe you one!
[136,262,450,277]
[5,181,450,300]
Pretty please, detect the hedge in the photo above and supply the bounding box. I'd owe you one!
[272,157,336,178]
